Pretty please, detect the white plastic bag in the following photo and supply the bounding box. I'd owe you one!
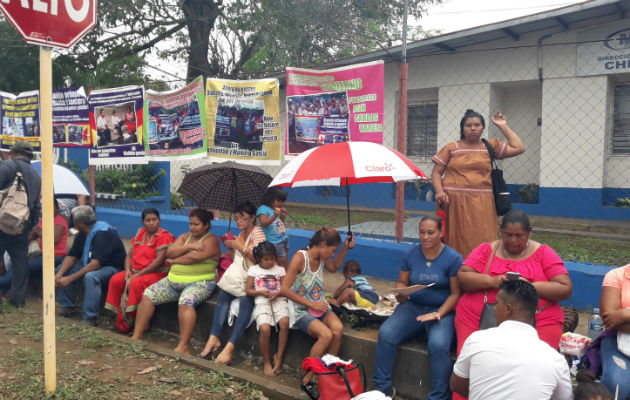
[559,332,591,357]
[617,331,630,357]
[352,390,392,400]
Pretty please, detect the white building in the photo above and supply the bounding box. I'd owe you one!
[275,0,630,220]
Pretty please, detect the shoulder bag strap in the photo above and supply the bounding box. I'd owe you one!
[483,242,499,304]
[481,138,498,169]
[337,365,356,398]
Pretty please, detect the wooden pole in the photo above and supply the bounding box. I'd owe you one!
[39,46,57,393]
[395,0,409,242]
[89,165,95,207]
[395,63,408,242]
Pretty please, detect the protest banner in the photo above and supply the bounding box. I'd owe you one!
[52,87,91,147]
[0,90,40,152]
[88,86,146,165]
[206,77,281,165]
[144,76,207,159]
[285,60,384,155]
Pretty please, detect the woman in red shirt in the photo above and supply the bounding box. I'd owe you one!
[105,208,174,333]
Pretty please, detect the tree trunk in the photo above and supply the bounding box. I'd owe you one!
[183,0,222,82]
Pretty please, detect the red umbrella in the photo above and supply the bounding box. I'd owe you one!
[269,142,428,237]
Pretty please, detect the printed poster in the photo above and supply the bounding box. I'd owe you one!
[88,86,146,165]
[144,76,207,159]
[206,77,281,165]
[0,90,40,152]
[52,87,91,147]
[286,60,384,155]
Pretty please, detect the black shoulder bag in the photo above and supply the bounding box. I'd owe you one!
[482,139,511,216]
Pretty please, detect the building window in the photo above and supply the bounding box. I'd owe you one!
[612,83,630,155]
[406,102,438,158]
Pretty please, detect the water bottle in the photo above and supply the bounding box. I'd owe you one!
[588,307,603,340]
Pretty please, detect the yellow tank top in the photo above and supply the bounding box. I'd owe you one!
[168,232,218,283]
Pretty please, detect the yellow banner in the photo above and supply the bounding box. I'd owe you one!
[205,78,281,165]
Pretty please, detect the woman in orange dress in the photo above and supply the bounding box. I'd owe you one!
[431,109,525,258]
[106,208,174,333]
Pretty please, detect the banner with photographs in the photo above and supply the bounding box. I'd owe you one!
[0,90,40,152]
[206,77,281,165]
[52,87,91,147]
[144,76,207,159]
[88,86,146,165]
[285,60,384,155]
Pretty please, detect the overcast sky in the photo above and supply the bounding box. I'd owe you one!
[418,0,587,33]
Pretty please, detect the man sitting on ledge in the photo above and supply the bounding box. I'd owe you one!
[450,280,572,400]
[55,206,126,326]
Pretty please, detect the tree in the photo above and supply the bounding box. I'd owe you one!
[213,0,441,77]
[1,0,440,90]
[0,21,66,92]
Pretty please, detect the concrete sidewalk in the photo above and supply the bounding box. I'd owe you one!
[337,214,629,243]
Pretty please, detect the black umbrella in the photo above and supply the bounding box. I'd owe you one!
[177,161,272,229]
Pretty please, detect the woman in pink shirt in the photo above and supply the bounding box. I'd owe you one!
[599,263,630,399]
[455,209,572,350]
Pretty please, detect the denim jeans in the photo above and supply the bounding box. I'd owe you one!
[210,289,254,345]
[56,262,118,320]
[0,256,64,295]
[0,231,29,306]
[600,334,630,400]
[373,300,455,400]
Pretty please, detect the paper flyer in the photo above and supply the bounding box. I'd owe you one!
[285,60,384,155]
[144,76,207,159]
[206,77,281,165]
[0,90,40,152]
[88,86,146,165]
[52,87,91,147]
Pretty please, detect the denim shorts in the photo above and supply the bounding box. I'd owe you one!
[273,238,289,258]
[294,311,331,333]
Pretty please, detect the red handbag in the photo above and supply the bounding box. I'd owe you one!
[316,363,365,400]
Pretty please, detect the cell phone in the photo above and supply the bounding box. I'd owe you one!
[507,272,520,281]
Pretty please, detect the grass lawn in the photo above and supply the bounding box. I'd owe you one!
[0,305,266,400]
[283,204,629,267]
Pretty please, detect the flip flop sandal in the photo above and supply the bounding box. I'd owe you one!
[197,347,220,360]
[300,382,319,400]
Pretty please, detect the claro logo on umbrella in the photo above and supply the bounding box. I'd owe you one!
[365,163,394,172]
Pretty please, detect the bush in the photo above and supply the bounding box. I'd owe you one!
[81,164,165,200]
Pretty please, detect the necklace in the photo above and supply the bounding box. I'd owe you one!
[423,243,444,267]
[502,240,529,260]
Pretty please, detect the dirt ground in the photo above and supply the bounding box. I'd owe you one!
[0,300,269,400]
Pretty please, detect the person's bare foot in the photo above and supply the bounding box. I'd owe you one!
[173,343,190,355]
[199,336,221,358]
[271,353,283,376]
[263,361,275,376]
[215,343,234,365]
[328,298,340,307]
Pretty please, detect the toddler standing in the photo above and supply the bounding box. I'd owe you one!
[246,241,290,376]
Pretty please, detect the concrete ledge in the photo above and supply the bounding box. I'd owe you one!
[150,291,435,400]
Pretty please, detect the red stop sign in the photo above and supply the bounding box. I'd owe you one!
[0,0,97,49]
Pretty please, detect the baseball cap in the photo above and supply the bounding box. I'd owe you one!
[10,141,34,158]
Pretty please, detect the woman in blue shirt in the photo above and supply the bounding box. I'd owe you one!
[373,215,463,400]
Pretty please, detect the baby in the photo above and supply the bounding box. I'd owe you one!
[329,260,379,308]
